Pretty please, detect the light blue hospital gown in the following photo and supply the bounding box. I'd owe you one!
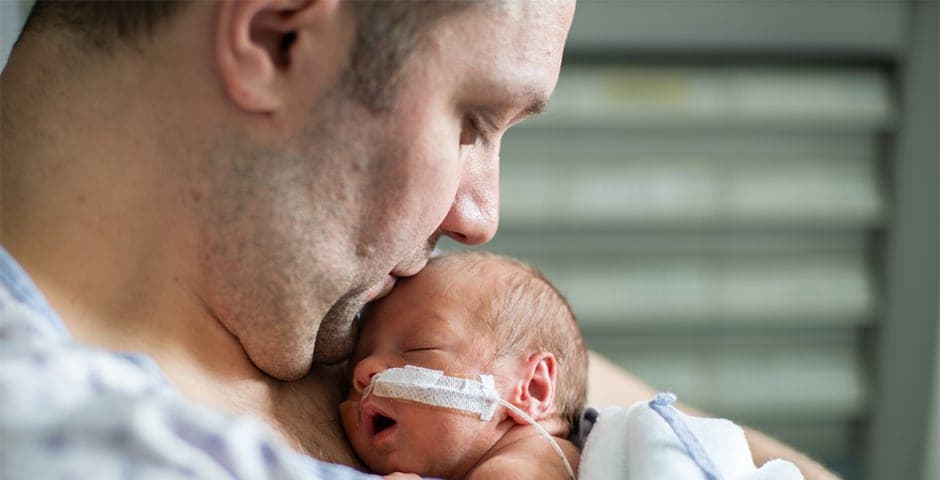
[0,248,376,479]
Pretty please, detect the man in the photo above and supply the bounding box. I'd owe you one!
[0,1,837,478]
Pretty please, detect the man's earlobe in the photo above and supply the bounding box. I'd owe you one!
[215,0,339,114]
[507,353,557,424]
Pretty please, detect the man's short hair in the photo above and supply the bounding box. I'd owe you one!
[432,251,589,435]
[20,0,472,111]
[22,1,183,49]
[343,2,473,111]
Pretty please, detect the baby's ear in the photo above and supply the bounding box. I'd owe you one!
[506,352,557,424]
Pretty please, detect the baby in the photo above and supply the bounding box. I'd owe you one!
[340,251,588,480]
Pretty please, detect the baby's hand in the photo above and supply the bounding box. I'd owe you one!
[382,473,422,480]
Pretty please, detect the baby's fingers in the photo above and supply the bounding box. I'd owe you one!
[382,473,422,480]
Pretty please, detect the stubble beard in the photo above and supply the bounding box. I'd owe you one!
[197,110,368,379]
[314,288,366,364]
[201,84,435,375]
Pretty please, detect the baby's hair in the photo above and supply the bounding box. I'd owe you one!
[429,251,588,434]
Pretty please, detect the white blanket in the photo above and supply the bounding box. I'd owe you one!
[577,394,803,480]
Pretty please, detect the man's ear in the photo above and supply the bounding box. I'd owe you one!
[506,352,557,424]
[215,0,341,113]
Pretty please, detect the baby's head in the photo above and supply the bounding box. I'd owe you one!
[340,251,587,478]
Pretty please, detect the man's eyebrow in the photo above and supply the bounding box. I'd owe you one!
[523,97,547,117]
[506,94,547,125]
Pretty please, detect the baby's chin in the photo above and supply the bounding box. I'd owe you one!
[367,453,423,477]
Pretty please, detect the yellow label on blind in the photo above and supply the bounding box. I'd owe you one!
[602,71,689,105]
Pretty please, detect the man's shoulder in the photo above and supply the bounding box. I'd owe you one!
[0,295,373,479]
[0,248,70,344]
[0,253,174,402]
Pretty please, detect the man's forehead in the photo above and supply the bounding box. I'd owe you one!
[438,0,572,84]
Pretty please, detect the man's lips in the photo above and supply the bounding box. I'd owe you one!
[363,254,428,303]
[363,275,397,302]
[391,256,428,278]
[361,256,429,304]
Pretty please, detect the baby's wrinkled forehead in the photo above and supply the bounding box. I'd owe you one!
[356,252,545,354]
[423,253,544,325]
[425,252,520,293]
[425,254,519,309]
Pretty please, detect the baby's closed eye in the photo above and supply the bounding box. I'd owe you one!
[404,347,439,353]
[402,348,441,361]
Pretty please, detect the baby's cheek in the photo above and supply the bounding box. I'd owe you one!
[338,400,361,439]
[410,410,499,463]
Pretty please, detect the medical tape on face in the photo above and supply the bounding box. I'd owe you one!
[363,365,576,480]
[363,365,499,421]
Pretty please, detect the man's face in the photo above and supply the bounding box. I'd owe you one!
[201,1,575,380]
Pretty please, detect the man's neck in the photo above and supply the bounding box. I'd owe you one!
[1,103,362,465]
[0,33,361,467]
[0,31,227,390]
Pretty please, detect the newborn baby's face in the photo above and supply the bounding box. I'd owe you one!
[340,263,517,478]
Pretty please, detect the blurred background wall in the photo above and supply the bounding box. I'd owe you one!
[2,2,938,480]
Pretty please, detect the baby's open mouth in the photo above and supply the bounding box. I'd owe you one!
[362,402,398,441]
[372,414,396,435]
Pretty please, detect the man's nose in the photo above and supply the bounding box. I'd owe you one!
[438,149,500,246]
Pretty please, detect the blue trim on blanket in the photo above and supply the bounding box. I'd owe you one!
[649,392,724,480]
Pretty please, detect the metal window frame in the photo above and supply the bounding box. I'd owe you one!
[865,2,940,480]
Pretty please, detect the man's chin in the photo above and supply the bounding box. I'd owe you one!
[245,341,316,381]
[312,296,363,364]
[313,338,356,364]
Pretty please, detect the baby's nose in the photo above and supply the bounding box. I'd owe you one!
[352,357,386,393]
